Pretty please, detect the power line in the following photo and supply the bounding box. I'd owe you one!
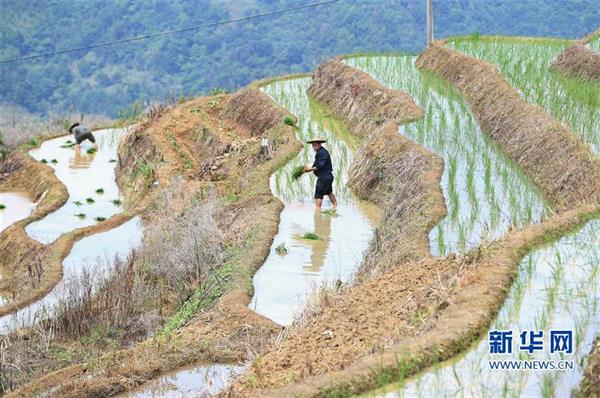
[0,0,341,65]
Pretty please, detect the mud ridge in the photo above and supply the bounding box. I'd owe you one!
[307,58,423,137]
[7,86,302,397]
[551,28,600,84]
[416,43,600,210]
[578,336,600,397]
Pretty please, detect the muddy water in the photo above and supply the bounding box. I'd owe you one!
[123,363,245,398]
[26,129,125,243]
[346,56,549,256]
[368,219,600,398]
[249,78,379,325]
[0,216,142,334]
[0,191,34,232]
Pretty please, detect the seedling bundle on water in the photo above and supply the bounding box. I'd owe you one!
[86,147,97,154]
[96,188,104,194]
[302,232,320,240]
[0,204,6,210]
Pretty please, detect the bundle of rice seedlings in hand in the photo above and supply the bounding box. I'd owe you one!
[291,165,305,180]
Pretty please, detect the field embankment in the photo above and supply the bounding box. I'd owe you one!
[551,28,600,84]
[416,43,600,211]
[306,58,422,136]
[6,86,301,397]
[579,336,600,397]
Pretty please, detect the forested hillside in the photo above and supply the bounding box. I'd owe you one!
[1,0,599,116]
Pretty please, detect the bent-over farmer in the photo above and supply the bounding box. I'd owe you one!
[69,123,98,149]
[303,138,337,210]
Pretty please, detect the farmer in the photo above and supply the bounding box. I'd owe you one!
[303,138,337,210]
[69,123,98,149]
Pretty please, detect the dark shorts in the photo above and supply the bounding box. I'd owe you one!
[314,174,334,199]
[75,132,96,145]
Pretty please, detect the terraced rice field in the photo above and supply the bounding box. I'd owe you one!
[350,37,600,397]
[346,55,549,256]
[249,77,378,325]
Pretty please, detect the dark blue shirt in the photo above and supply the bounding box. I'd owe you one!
[312,146,333,178]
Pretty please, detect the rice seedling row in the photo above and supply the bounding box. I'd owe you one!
[346,55,549,256]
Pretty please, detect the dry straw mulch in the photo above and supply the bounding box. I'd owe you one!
[417,44,600,210]
[307,58,423,137]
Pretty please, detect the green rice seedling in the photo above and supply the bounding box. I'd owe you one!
[0,204,5,210]
[73,200,83,206]
[112,199,122,206]
[94,216,106,222]
[75,213,86,219]
[40,158,48,164]
[86,147,97,154]
[95,188,104,194]
[302,232,320,240]
[86,197,95,204]
[60,142,76,148]
[27,138,39,146]
[275,242,288,255]
[50,159,58,164]
[291,165,304,180]
[322,209,336,215]
[109,159,117,163]
[283,116,296,127]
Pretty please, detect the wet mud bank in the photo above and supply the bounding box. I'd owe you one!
[579,337,600,397]
[7,87,301,397]
[307,58,422,137]
[416,44,600,210]
[551,29,600,84]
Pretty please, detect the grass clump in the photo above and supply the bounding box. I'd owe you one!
[27,138,39,146]
[275,242,288,255]
[75,213,86,219]
[86,197,95,204]
[86,147,97,154]
[112,199,122,206]
[95,188,104,194]
[40,158,48,164]
[291,165,305,180]
[0,204,5,210]
[73,200,83,206]
[50,159,58,164]
[94,216,106,222]
[302,232,320,240]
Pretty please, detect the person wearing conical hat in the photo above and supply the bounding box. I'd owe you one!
[303,138,337,210]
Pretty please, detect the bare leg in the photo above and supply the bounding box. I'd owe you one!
[315,198,323,208]
[328,193,337,210]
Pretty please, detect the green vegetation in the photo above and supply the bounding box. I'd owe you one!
[75,213,86,219]
[0,204,5,210]
[94,216,106,222]
[60,142,76,148]
[27,138,39,146]
[95,188,104,194]
[302,232,320,240]
[40,158,48,163]
[346,55,549,255]
[108,159,117,163]
[132,161,156,187]
[86,147,97,154]
[2,1,597,117]
[111,199,122,206]
[283,116,296,127]
[86,197,95,204]
[50,159,58,164]
[291,165,304,180]
[73,200,83,206]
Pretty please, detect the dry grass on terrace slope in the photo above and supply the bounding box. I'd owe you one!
[8,87,301,398]
[416,44,600,210]
[578,336,600,397]
[551,27,600,84]
[348,122,445,274]
[307,58,423,137]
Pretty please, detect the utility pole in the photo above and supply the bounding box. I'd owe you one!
[426,0,434,46]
